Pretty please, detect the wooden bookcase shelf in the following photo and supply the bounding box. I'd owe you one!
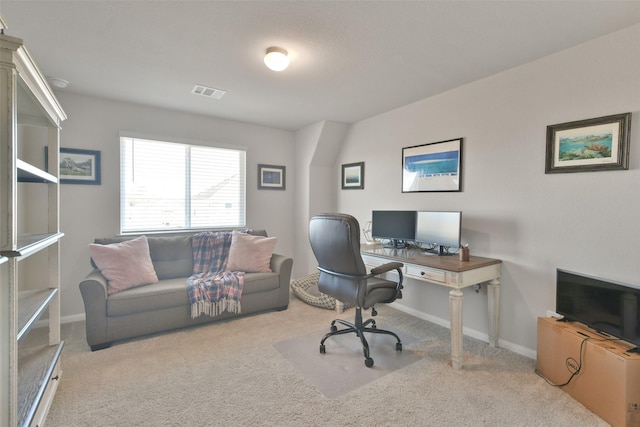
[17,289,59,342]
[17,343,64,427]
[17,159,58,184]
[1,233,65,258]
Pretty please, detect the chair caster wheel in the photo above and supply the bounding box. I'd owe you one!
[396,342,402,351]
[320,344,326,354]
[365,357,374,368]
[330,325,337,332]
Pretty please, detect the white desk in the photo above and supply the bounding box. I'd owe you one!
[361,246,502,370]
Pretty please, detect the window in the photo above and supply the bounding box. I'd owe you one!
[120,136,246,233]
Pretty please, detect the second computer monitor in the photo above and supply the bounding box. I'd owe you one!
[415,211,461,255]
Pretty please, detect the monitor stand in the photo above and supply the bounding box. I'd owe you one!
[384,239,408,249]
[423,244,448,256]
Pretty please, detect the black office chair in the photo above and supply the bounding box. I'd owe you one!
[309,213,404,367]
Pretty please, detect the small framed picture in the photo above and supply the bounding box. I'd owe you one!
[402,138,462,192]
[341,162,364,190]
[545,113,631,173]
[47,147,101,185]
[258,164,286,190]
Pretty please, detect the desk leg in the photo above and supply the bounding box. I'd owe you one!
[487,278,500,348]
[449,289,464,370]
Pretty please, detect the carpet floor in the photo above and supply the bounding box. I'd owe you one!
[44,295,608,426]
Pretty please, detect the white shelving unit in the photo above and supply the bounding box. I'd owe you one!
[1,30,67,427]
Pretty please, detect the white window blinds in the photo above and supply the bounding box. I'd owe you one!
[120,136,246,233]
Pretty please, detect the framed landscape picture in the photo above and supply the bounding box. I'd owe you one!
[258,164,286,190]
[402,138,462,192]
[341,162,364,189]
[49,147,101,185]
[545,113,631,173]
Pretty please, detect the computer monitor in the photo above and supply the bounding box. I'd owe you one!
[371,210,417,248]
[415,211,461,255]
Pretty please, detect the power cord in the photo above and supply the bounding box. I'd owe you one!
[535,335,624,387]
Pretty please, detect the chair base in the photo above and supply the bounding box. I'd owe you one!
[319,306,402,367]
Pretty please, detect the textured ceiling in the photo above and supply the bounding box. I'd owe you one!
[2,1,640,131]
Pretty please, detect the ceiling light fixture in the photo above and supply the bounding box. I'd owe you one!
[48,77,69,89]
[264,46,289,72]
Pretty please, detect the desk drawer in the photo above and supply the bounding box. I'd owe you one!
[406,264,446,283]
[362,255,382,268]
[362,255,404,279]
[362,255,390,268]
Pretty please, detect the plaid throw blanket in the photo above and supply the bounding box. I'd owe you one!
[187,231,244,318]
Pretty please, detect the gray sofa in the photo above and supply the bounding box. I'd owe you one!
[79,230,293,351]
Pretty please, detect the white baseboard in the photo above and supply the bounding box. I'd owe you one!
[62,313,86,324]
[390,302,537,360]
[34,312,85,329]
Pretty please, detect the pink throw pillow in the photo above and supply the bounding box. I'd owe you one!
[226,230,277,273]
[89,236,159,295]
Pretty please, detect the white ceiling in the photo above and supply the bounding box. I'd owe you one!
[3,1,640,131]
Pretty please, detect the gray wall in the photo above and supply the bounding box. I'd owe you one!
[335,23,640,356]
[55,92,295,321]
[294,120,349,276]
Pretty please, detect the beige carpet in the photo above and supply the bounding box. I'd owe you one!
[44,296,608,426]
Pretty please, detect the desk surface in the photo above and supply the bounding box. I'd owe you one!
[361,245,502,273]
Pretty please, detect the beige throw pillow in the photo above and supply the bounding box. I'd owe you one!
[89,235,159,295]
[226,230,277,273]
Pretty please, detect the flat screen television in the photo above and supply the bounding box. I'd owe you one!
[371,210,416,248]
[556,269,640,351]
[414,211,461,255]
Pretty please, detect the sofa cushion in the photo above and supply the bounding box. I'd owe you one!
[146,235,193,279]
[107,273,280,316]
[226,230,277,273]
[94,235,193,280]
[107,277,189,316]
[89,236,159,295]
[242,272,281,294]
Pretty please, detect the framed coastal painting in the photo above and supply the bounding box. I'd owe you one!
[258,164,286,190]
[545,113,631,173]
[46,147,101,185]
[402,138,462,192]
[341,162,364,189]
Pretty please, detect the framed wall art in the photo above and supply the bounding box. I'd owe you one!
[258,164,286,190]
[341,161,364,190]
[47,147,101,185]
[402,138,462,192]
[545,113,631,173]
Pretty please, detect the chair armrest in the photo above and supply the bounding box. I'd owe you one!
[370,262,404,296]
[370,262,403,276]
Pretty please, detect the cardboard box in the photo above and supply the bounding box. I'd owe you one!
[536,317,640,427]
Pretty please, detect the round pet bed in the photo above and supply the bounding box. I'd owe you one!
[291,272,350,311]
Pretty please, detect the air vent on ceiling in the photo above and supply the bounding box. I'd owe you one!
[191,84,226,99]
